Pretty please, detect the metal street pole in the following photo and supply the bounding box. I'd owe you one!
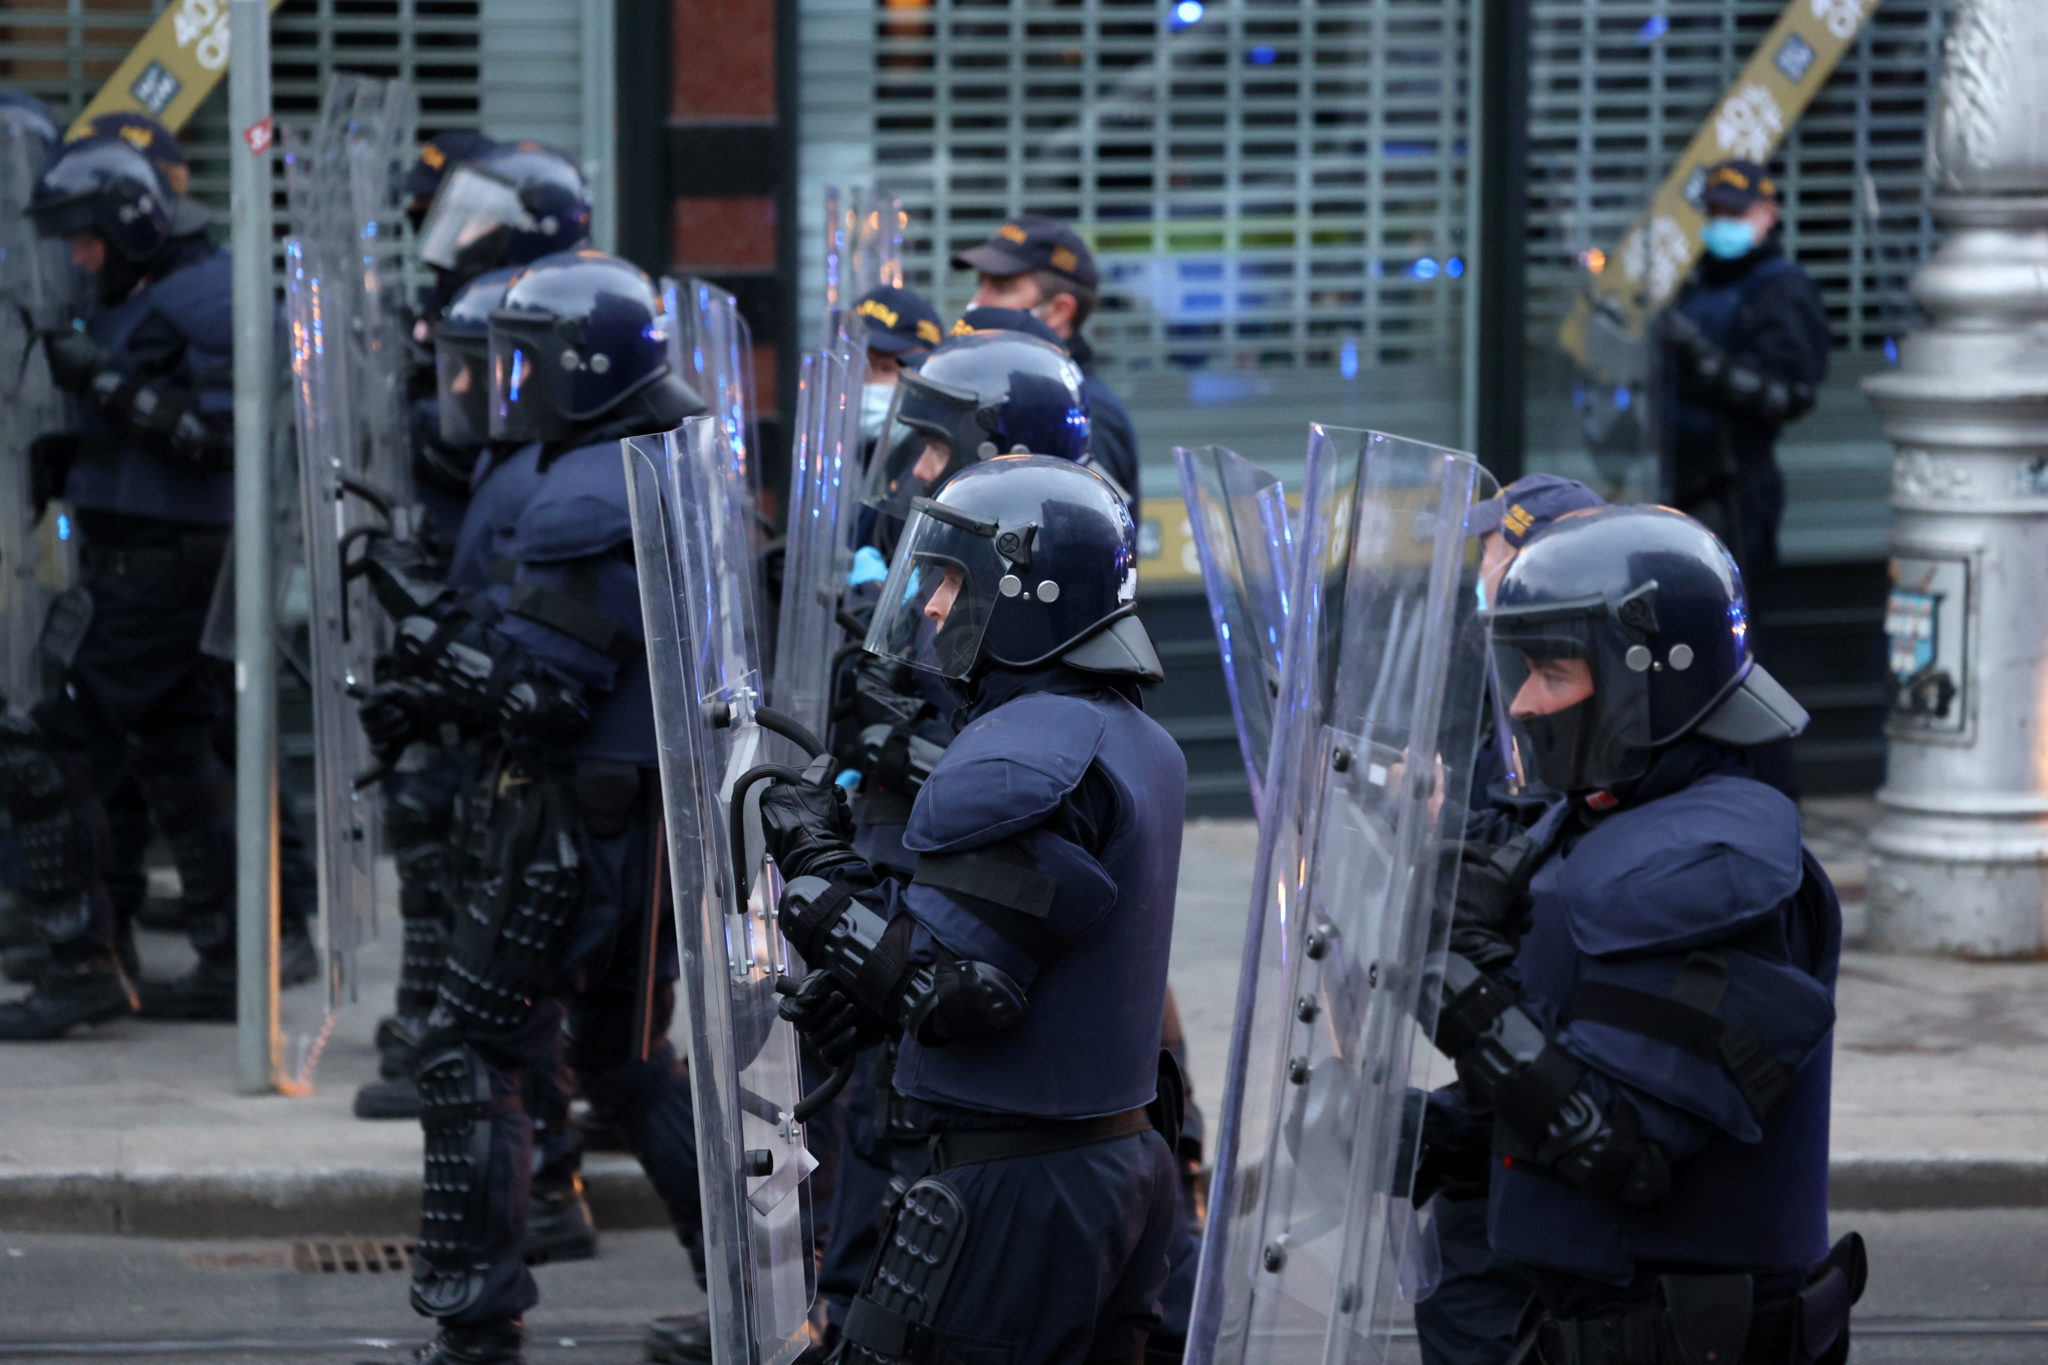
[1863,0,2048,956]
[229,0,281,1090]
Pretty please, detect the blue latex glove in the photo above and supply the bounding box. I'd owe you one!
[834,768,862,788]
[848,545,889,587]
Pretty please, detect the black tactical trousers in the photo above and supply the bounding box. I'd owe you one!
[409,763,702,1328]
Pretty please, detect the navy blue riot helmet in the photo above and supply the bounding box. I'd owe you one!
[862,329,1090,514]
[1486,504,1808,797]
[865,454,1161,682]
[434,265,519,447]
[416,140,591,279]
[486,249,701,444]
[26,136,172,263]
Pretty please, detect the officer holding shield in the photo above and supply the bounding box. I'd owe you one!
[1429,506,1861,1365]
[354,249,708,1365]
[760,454,1186,1364]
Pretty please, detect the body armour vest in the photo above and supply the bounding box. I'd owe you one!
[496,439,653,768]
[891,686,1187,1119]
[70,244,235,526]
[448,442,544,602]
[1488,774,1840,1284]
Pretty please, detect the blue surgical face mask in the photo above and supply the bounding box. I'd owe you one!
[1700,217,1758,261]
[860,380,896,441]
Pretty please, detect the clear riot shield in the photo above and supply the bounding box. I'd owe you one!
[769,330,864,741]
[820,186,905,346]
[336,74,417,504]
[1572,299,1665,504]
[1174,445,1296,816]
[627,417,818,1365]
[0,121,69,711]
[1187,427,1495,1365]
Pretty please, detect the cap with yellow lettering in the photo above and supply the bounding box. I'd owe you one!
[1468,473,1605,550]
[1699,159,1780,214]
[403,128,497,202]
[854,284,945,357]
[951,213,1099,291]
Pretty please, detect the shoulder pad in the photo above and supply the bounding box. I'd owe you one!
[144,250,233,325]
[510,443,630,563]
[1555,775,1803,958]
[903,692,1108,854]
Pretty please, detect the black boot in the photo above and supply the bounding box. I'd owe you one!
[1,940,49,984]
[521,1175,598,1264]
[136,929,236,1022]
[355,1011,429,1119]
[0,959,137,1040]
[391,1320,525,1365]
[644,1311,712,1364]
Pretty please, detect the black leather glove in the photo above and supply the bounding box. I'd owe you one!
[758,780,864,883]
[41,328,108,394]
[356,677,445,759]
[29,432,78,519]
[1444,834,1541,973]
[498,677,591,744]
[777,968,886,1065]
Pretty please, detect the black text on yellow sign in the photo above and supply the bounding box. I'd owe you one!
[68,0,288,139]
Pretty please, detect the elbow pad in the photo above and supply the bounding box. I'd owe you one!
[1435,953,1670,1206]
[779,874,1025,1046]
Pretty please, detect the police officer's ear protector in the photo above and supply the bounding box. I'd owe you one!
[711,699,861,1123]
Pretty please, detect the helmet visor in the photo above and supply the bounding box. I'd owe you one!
[486,318,568,442]
[863,499,1010,679]
[417,165,522,272]
[435,330,493,448]
[860,371,984,514]
[1486,606,1651,795]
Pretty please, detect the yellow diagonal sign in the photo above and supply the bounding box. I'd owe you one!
[67,0,287,138]
[1560,0,1884,369]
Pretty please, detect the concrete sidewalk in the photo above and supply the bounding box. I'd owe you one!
[1,798,2043,1237]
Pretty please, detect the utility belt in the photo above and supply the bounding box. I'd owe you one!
[925,1106,1155,1174]
[1525,1233,1866,1365]
[82,530,228,581]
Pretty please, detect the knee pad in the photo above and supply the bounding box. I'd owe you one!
[133,761,234,910]
[410,1042,500,1320]
[841,1178,971,1364]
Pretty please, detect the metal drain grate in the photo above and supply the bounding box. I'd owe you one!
[291,1240,415,1275]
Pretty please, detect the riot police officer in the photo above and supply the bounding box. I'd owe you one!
[1427,506,1862,1365]
[760,453,1186,1364]
[413,141,591,323]
[0,138,287,1034]
[955,215,1140,505]
[851,284,943,448]
[1659,160,1829,586]
[356,250,706,1365]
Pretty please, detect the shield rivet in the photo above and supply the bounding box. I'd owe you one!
[1625,644,1653,672]
[1037,580,1060,602]
[998,574,1022,597]
[1668,643,1694,671]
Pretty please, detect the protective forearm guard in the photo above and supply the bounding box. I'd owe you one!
[779,874,1026,1047]
[1435,952,1670,1206]
[86,370,232,470]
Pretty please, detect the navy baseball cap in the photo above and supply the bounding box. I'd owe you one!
[1468,473,1606,549]
[951,214,1100,291]
[404,129,496,201]
[1700,160,1780,213]
[69,111,185,184]
[951,305,1065,351]
[853,284,944,356]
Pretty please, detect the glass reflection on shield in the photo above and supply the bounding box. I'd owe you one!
[416,164,523,272]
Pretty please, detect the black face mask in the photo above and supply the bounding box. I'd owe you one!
[1517,696,1597,797]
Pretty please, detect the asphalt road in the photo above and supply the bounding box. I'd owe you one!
[0,1209,2043,1363]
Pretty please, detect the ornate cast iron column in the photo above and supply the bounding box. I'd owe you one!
[1864,1,2048,955]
